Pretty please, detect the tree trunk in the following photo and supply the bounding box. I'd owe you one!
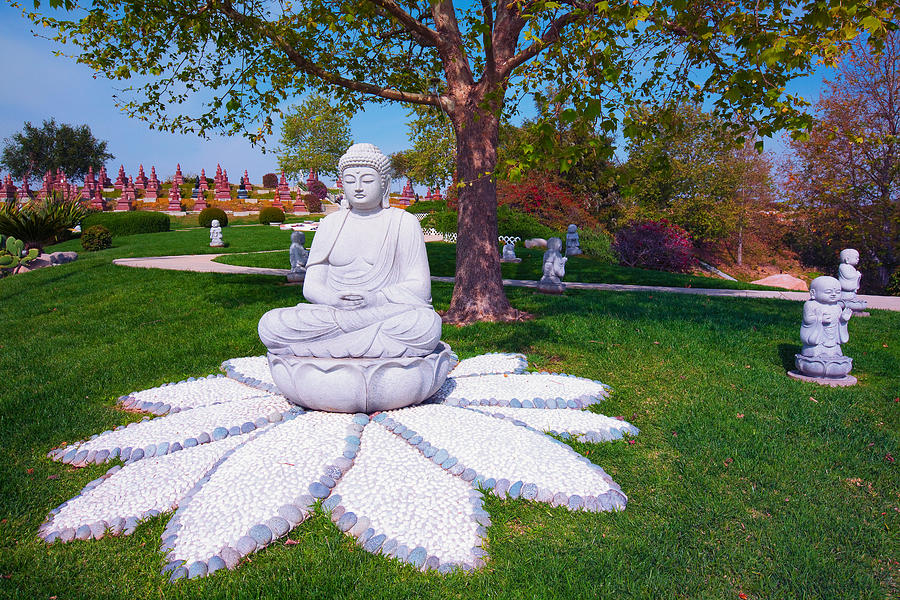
[736,223,743,267]
[442,100,521,325]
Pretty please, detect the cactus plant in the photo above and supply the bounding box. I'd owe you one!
[0,235,39,276]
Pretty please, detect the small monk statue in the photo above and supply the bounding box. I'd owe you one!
[500,241,521,263]
[287,231,308,283]
[565,224,582,256]
[838,248,867,312]
[799,276,852,358]
[259,143,442,359]
[537,237,567,293]
[209,219,224,247]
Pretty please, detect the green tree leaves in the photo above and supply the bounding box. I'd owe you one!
[276,96,352,180]
[0,119,114,183]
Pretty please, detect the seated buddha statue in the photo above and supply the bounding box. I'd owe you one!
[258,143,443,359]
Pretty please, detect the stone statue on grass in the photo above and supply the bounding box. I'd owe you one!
[286,231,308,283]
[788,275,856,386]
[838,248,868,315]
[258,143,455,412]
[537,237,567,294]
[209,220,224,248]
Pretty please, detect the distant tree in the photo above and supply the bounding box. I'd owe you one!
[276,96,352,180]
[0,119,113,183]
[392,108,456,190]
[783,33,900,291]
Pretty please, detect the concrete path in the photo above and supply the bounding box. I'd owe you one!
[112,254,900,311]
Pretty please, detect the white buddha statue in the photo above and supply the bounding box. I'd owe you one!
[258,143,443,359]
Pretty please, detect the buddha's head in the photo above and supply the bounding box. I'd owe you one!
[810,276,841,304]
[840,248,859,266]
[338,143,392,210]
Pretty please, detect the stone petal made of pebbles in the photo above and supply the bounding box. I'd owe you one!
[54,395,291,466]
[166,412,354,570]
[431,373,609,408]
[220,356,277,392]
[448,353,527,378]
[467,406,639,442]
[41,434,250,541]
[119,375,270,416]
[387,404,626,510]
[330,422,483,570]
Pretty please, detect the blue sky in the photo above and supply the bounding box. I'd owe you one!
[1,4,835,188]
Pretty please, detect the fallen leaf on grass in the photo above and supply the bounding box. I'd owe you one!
[25,468,33,475]
[47,475,59,480]
[810,397,818,403]
[627,439,636,445]
[886,453,895,463]
[724,458,733,467]
[284,539,300,546]
[738,593,748,599]
[736,413,745,418]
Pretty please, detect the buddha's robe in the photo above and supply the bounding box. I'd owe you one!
[799,300,848,357]
[258,207,442,358]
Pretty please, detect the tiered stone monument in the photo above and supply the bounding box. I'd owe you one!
[287,231,308,283]
[537,237,567,294]
[394,179,415,207]
[85,166,97,194]
[215,164,231,202]
[98,166,112,189]
[173,164,184,186]
[566,224,582,256]
[91,187,105,210]
[167,183,183,212]
[259,143,454,412]
[135,164,148,190]
[431,186,443,202]
[2,175,17,201]
[115,177,135,210]
[114,165,126,190]
[274,172,291,209]
[838,248,868,315]
[17,177,32,202]
[237,170,249,200]
[788,276,855,386]
[38,171,52,200]
[145,167,160,201]
[209,220,224,247]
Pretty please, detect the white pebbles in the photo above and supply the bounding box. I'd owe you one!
[121,375,267,414]
[169,412,351,565]
[332,422,482,565]
[449,353,527,378]
[466,405,639,442]
[433,372,609,405]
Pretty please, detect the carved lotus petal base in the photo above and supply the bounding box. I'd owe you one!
[267,342,457,413]
[793,353,853,379]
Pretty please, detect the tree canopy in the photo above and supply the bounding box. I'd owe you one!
[23,0,898,322]
[391,108,456,190]
[0,119,113,183]
[276,95,352,180]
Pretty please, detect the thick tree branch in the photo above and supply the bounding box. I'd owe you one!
[431,0,475,88]
[366,0,440,47]
[499,8,585,79]
[216,0,439,107]
[482,0,496,75]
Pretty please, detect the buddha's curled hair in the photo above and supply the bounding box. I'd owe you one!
[338,143,393,208]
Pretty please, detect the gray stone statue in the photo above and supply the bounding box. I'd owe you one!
[500,241,521,263]
[537,237,567,294]
[258,143,455,412]
[287,231,308,283]
[838,248,868,313]
[209,219,224,248]
[565,224,582,256]
[789,275,856,386]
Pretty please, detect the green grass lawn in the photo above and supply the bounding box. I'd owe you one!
[215,242,779,290]
[0,231,897,599]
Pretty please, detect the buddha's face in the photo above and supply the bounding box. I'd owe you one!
[810,277,841,304]
[342,166,383,211]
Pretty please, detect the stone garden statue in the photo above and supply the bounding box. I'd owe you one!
[500,241,521,263]
[565,224,582,256]
[789,275,856,386]
[838,248,868,313]
[209,220,224,248]
[258,143,455,412]
[537,237,567,294]
[286,231,308,283]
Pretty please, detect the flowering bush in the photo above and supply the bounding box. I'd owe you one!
[496,172,598,232]
[613,219,694,272]
[307,180,328,200]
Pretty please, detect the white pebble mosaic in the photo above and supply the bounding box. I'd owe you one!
[330,422,483,570]
[466,405,639,442]
[118,375,268,415]
[40,352,634,581]
[433,373,610,408]
[449,353,527,378]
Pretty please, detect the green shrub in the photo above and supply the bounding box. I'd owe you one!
[0,196,93,250]
[578,227,616,264]
[259,206,285,224]
[421,210,458,233]
[81,225,112,251]
[308,180,328,200]
[496,205,557,240]
[81,211,170,237]
[886,268,900,296]
[198,207,228,228]
[406,199,446,213]
[302,193,322,213]
[262,173,278,188]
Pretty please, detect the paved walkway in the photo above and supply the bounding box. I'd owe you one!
[112,254,900,312]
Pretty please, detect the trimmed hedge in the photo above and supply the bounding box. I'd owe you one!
[199,207,228,228]
[81,211,170,237]
[81,225,112,251]
[259,207,285,224]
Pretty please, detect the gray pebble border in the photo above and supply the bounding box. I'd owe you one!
[47,401,296,468]
[464,406,640,444]
[373,411,627,512]
[220,358,280,394]
[37,431,268,545]
[164,412,366,582]
[117,374,254,416]
[434,372,610,410]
